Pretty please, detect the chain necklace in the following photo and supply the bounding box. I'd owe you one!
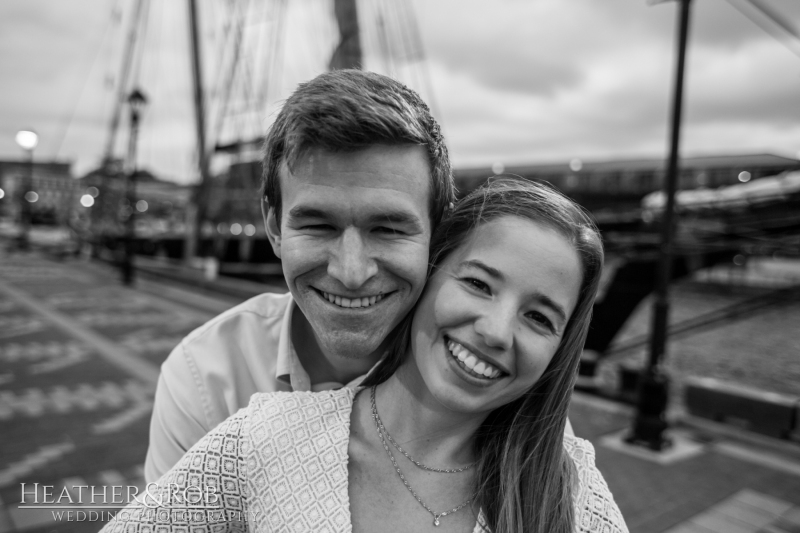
[370,386,473,527]
[373,391,476,474]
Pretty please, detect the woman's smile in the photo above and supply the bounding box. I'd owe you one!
[445,336,505,380]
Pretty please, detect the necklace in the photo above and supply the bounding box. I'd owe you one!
[373,393,476,474]
[370,386,473,527]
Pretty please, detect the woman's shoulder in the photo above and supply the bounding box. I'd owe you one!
[563,434,629,533]
[245,388,357,432]
[248,387,356,408]
[562,433,596,466]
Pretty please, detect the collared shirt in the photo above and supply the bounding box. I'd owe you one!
[144,292,364,482]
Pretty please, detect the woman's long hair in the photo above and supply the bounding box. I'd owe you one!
[363,177,605,533]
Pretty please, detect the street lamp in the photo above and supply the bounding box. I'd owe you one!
[121,88,148,285]
[626,0,693,451]
[15,129,38,251]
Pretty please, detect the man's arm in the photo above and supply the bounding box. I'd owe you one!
[144,343,212,483]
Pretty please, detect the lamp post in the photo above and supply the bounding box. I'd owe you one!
[626,0,692,451]
[14,129,38,251]
[121,88,148,285]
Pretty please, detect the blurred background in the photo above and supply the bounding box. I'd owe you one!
[1,1,800,532]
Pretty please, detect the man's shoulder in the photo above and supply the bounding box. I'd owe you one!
[182,291,293,345]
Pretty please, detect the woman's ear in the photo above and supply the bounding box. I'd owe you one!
[262,199,282,258]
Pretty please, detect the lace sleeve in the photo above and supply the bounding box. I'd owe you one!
[565,435,629,533]
[100,406,251,532]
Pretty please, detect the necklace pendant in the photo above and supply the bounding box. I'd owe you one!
[433,516,440,526]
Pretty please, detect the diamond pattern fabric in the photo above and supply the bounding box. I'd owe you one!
[101,388,627,532]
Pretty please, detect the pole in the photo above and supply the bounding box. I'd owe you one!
[102,0,148,166]
[184,0,211,265]
[627,0,692,451]
[122,109,140,286]
[17,150,34,251]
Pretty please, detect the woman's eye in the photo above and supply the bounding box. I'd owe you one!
[527,311,554,332]
[463,278,490,293]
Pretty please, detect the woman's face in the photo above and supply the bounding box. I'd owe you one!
[410,215,583,415]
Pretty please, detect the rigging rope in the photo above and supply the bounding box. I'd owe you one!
[53,1,121,160]
[726,0,800,59]
[102,0,150,163]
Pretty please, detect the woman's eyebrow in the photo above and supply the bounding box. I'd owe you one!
[460,259,502,279]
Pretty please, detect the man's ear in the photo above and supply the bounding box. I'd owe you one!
[262,199,282,259]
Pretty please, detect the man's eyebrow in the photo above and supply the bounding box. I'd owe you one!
[286,206,330,219]
[365,211,424,229]
[460,259,569,323]
[287,206,425,231]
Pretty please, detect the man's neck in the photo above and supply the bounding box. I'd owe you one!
[291,306,381,386]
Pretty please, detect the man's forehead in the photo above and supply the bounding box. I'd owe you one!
[281,145,431,193]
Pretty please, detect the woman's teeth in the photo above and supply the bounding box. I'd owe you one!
[322,291,384,309]
[447,340,502,379]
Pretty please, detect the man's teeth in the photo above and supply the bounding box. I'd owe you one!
[447,341,502,379]
[322,291,384,309]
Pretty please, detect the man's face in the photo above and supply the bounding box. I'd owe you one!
[268,145,432,361]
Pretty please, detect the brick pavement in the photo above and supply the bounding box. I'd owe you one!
[0,251,231,533]
[570,393,800,533]
[1,250,799,532]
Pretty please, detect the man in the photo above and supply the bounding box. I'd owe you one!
[144,69,455,482]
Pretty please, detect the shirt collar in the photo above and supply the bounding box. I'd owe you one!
[275,297,312,391]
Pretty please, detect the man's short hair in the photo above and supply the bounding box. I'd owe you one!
[262,69,455,228]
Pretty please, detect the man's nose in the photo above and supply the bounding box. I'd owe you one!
[327,228,379,290]
[473,301,514,352]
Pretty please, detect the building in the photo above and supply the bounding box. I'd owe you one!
[454,153,800,215]
[0,159,76,225]
[77,164,192,239]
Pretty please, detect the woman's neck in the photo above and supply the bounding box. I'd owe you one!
[369,364,488,468]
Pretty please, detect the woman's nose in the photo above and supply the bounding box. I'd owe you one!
[327,228,379,289]
[473,301,514,351]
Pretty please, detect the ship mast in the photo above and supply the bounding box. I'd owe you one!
[184,0,211,264]
[102,0,149,168]
[329,0,363,69]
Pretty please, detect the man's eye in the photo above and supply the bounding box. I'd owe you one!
[301,224,334,231]
[374,226,405,235]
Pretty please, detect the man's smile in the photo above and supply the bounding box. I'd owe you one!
[313,288,394,309]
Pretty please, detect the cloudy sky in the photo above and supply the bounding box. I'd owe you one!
[1,0,799,184]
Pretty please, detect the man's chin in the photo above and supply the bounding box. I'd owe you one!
[316,330,390,361]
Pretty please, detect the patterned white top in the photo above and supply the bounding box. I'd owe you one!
[102,389,628,533]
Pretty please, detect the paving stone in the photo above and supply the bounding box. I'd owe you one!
[693,510,759,533]
[736,490,795,517]
[780,507,800,527]
[716,498,779,528]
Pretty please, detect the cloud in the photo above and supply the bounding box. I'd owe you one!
[1,0,798,183]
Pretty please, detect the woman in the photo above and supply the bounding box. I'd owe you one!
[102,178,627,533]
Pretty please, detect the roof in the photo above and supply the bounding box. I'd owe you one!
[454,153,800,180]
